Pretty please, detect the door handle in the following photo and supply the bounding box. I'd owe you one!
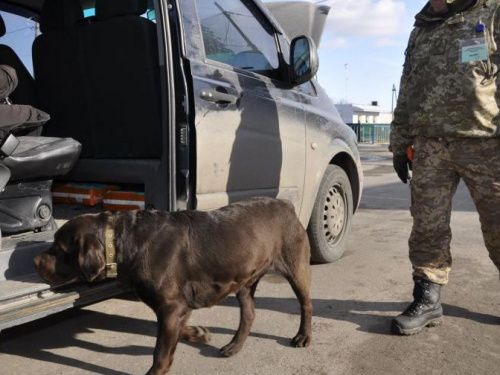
[199,89,238,105]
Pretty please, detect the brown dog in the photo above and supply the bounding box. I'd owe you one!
[34,197,312,375]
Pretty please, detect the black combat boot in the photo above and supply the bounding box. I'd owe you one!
[392,276,443,335]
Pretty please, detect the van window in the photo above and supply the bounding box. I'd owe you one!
[0,11,37,75]
[196,0,279,77]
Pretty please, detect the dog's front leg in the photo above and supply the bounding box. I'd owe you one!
[146,304,187,375]
[220,286,255,357]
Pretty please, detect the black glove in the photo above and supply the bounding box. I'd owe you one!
[393,154,412,184]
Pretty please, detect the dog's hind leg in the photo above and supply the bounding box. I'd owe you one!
[285,244,313,348]
[180,310,212,344]
[287,275,312,347]
[220,286,256,357]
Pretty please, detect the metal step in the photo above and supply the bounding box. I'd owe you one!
[0,273,50,304]
[0,279,127,331]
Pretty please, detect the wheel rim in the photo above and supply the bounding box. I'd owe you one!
[322,183,347,246]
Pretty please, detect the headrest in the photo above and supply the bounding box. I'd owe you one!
[39,0,84,33]
[96,0,148,21]
[0,65,18,99]
[0,13,5,37]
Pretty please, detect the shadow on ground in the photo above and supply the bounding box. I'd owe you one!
[1,295,497,375]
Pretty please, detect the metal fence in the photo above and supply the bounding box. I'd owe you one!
[348,123,391,144]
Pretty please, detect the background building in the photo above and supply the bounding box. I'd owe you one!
[335,101,393,124]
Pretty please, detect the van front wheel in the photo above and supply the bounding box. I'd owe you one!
[307,165,353,263]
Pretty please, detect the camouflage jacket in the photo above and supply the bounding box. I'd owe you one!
[390,0,500,155]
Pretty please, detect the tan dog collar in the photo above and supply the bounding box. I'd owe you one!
[105,217,117,278]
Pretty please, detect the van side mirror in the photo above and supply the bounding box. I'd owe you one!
[290,36,318,87]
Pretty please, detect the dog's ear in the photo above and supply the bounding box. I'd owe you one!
[77,233,106,282]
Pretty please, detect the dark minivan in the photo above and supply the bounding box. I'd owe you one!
[0,0,363,332]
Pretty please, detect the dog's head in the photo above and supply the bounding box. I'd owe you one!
[34,214,108,285]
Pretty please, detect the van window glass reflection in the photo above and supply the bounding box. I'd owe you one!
[196,0,279,75]
[293,38,311,77]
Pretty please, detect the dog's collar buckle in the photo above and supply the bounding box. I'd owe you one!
[106,262,118,278]
[105,218,118,278]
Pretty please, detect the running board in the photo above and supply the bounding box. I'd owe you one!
[0,275,127,331]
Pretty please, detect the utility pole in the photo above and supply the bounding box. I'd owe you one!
[391,84,398,116]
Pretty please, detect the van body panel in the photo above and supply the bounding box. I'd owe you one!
[0,0,363,331]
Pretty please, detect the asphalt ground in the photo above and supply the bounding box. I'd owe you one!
[1,144,499,375]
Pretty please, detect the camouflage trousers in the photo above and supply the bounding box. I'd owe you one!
[410,137,500,285]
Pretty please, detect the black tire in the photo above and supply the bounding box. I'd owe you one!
[307,165,353,263]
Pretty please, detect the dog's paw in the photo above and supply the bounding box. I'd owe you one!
[291,333,311,348]
[182,326,212,343]
[220,342,242,357]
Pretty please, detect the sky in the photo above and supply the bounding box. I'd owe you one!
[1,0,427,111]
[270,0,426,110]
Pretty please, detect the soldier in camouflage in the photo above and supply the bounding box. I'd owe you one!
[390,0,500,335]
